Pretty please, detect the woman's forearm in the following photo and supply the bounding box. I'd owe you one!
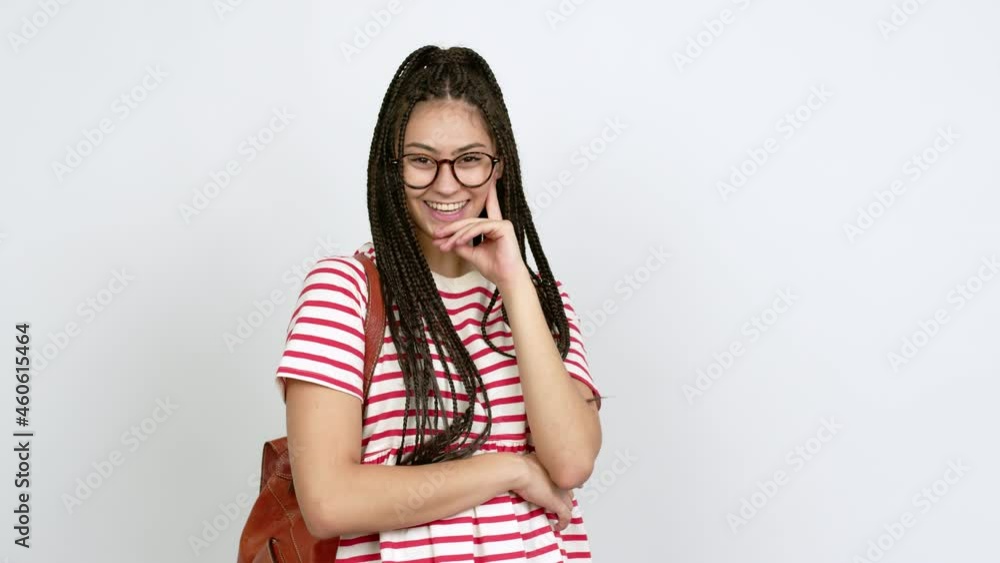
[498,270,602,489]
[319,451,525,538]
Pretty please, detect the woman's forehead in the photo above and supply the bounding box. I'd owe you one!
[405,100,492,148]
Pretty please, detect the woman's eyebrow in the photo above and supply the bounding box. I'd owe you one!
[404,142,487,155]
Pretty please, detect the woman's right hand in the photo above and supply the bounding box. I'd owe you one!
[510,453,576,532]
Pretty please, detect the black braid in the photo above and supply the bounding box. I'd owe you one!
[366,46,573,465]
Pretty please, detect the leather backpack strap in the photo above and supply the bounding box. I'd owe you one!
[354,251,386,405]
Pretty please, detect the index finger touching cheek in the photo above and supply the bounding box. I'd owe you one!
[485,181,503,221]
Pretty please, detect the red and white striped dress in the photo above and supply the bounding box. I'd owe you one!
[274,241,601,562]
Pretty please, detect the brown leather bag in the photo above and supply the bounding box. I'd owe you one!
[238,252,386,563]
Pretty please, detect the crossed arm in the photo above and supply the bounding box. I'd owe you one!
[284,270,601,538]
[498,269,603,489]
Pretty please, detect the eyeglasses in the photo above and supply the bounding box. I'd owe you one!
[390,151,500,189]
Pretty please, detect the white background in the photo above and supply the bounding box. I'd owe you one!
[1,0,998,561]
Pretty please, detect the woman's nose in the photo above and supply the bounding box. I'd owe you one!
[431,161,463,192]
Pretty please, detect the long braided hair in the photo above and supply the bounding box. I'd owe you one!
[367,45,574,466]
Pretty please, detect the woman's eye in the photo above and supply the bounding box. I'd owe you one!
[461,155,482,163]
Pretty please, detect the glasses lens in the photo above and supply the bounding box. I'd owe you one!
[453,153,493,187]
[401,155,437,188]
[400,153,494,188]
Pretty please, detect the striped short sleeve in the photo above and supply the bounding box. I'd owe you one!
[274,256,368,403]
[556,279,602,410]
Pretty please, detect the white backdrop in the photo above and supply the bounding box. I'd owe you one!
[2,0,998,561]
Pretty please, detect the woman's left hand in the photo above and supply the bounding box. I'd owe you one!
[432,182,529,289]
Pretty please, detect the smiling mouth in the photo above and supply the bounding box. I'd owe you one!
[424,200,469,213]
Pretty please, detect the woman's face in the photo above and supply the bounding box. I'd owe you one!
[398,98,503,251]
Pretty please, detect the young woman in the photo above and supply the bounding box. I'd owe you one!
[275,45,604,562]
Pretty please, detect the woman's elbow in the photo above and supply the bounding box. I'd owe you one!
[299,498,339,540]
[549,440,601,489]
[294,483,349,540]
[551,459,595,490]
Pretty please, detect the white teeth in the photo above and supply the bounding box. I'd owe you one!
[426,201,467,212]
